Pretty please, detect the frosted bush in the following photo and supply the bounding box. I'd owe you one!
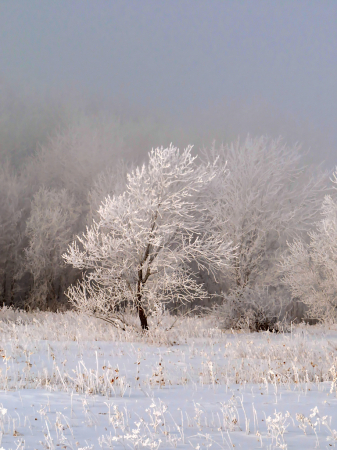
[209,287,286,331]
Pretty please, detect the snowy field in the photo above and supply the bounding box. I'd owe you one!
[1,310,337,449]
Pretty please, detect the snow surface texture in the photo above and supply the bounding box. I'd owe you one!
[0,310,337,449]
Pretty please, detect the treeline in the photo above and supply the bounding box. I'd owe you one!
[0,85,335,326]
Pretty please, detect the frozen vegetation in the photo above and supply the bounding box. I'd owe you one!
[0,310,337,449]
[0,87,337,449]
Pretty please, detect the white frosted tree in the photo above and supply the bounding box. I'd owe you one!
[205,136,327,293]
[0,162,23,304]
[24,187,80,309]
[202,136,328,329]
[63,145,233,330]
[281,170,337,322]
[25,114,126,204]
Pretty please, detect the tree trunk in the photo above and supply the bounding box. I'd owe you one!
[138,302,148,330]
[1,272,6,304]
[137,276,148,330]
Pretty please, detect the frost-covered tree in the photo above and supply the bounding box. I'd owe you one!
[0,162,23,304]
[63,145,233,330]
[281,170,337,322]
[205,136,327,293]
[23,188,80,309]
[87,162,129,224]
[25,114,126,204]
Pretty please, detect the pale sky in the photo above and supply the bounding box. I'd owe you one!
[1,0,336,164]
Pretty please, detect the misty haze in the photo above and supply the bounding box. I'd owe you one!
[0,2,337,449]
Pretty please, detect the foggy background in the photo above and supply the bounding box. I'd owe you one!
[1,0,336,164]
[0,0,336,314]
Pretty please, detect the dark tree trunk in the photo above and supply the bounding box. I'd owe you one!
[137,274,148,330]
[2,272,6,304]
[138,302,148,330]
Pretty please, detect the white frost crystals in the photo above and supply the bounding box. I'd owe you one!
[63,145,234,330]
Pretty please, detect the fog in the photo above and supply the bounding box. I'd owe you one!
[0,1,336,313]
[1,0,336,164]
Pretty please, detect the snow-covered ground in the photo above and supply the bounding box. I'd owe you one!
[0,310,337,449]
